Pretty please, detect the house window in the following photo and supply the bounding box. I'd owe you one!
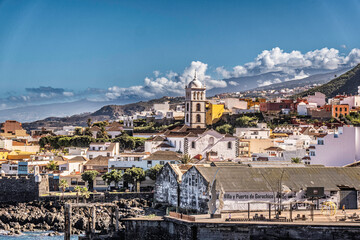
[227,141,232,149]
[18,165,27,172]
[78,181,86,186]
[310,151,315,156]
[71,178,78,185]
[147,160,151,165]
[107,153,110,157]
[196,103,201,111]
[191,141,196,148]
[196,114,201,123]
[89,155,93,159]
[318,140,324,145]
[160,161,165,165]
[96,180,105,186]
[186,114,189,123]
[170,161,175,164]
[186,103,190,111]
[209,137,214,146]
[60,167,66,171]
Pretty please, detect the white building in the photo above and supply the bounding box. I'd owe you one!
[185,129,238,160]
[54,126,78,136]
[86,142,119,159]
[307,92,326,107]
[109,151,181,171]
[340,95,360,110]
[223,98,248,112]
[309,126,360,166]
[235,123,271,139]
[153,102,170,112]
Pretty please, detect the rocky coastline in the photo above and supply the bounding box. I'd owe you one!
[0,198,151,236]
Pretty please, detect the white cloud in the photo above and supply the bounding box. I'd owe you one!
[63,91,74,97]
[228,81,238,86]
[106,61,227,100]
[217,47,360,79]
[153,70,160,77]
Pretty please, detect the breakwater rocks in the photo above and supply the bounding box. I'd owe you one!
[0,198,149,235]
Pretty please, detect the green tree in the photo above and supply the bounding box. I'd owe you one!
[74,186,82,203]
[47,161,58,171]
[291,157,301,164]
[235,116,257,127]
[81,170,99,191]
[87,118,92,127]
[102,170,123,189]
[74,128,83,136]
[59,179,69,200]
[123,167,146,192]
[96,126,108,139]
[215,124,234,134]
[146,164,163,181]
[83,127,93,137]
[181,154,191,164]
[80,187,91,203]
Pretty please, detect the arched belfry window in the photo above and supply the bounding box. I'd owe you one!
[186,103,190,111]
[196,103,201,111]
[196,114,201,123]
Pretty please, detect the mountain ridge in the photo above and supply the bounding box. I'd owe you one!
[294,64,360,98]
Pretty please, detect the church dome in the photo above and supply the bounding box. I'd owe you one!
[188,79,203,88]
[187,71,203,88]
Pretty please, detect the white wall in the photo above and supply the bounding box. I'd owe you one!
[187,130,237,160]
[310,126,359,166]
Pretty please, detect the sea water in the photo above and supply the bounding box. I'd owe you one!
[0,231,79,239]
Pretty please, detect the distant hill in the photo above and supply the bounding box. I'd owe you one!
[294,64,360,98]
[252,68,350,92]
[207,68,350,96]
[22,96,184,131]
[0,99,118,123]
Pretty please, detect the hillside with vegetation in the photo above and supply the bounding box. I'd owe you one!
[23,96,184,130]
[294,64,360,98]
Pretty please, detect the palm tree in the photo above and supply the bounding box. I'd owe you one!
[59,179,69,201]
[181,154,191,164]
[74,186,82,203]
[81,187,90,203]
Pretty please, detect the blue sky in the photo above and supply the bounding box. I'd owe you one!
[0,0,360,109]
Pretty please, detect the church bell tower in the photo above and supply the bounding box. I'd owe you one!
[185,71,206,128]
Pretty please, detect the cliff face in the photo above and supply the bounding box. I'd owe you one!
[294,64,360,98]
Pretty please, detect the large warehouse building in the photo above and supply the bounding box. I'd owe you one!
[155,164,360,213]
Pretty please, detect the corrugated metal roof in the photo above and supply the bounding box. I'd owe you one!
[195,166,360,192]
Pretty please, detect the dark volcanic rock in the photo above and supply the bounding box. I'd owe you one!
[0,199,148,233]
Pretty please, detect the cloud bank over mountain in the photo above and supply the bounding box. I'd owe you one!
[1,47,360,111]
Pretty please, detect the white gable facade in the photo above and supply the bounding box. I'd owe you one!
[184,129,238,160]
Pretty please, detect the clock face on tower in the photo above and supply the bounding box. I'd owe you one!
[185,72,206,129]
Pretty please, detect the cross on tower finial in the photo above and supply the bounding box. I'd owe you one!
[194,70,197,80]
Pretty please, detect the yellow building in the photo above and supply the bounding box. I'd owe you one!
[206,103,225,125]
[7,150,32,161]
[0,149,10,160]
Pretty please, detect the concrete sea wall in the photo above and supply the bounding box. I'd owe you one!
[0,175,48,202]
[123,217,360,240]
